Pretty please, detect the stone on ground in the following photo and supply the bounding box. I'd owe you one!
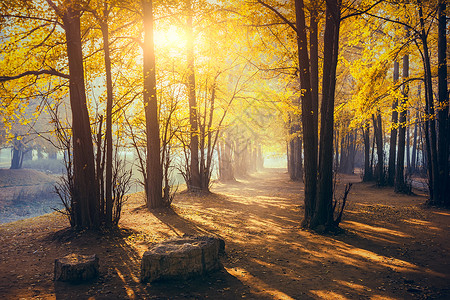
[54,253,99,282]
[141,235,225,283]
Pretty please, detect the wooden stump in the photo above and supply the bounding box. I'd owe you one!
[54,253,99,282]
[141,235,225,283]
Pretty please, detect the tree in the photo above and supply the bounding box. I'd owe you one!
[186,0,202,191]
[143,0,163,208]
[293,0,317,227]
[314,0,342,228]
[387,61,399,186]
[395,37,409,193]
[46,0,100,229]
[436,0,449,206]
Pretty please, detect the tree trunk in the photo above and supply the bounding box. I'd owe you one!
[387,61,399,186]
[10,136,24,169]
[411,110,418,173]
[363,123,373,181]
[437,0,449,206]
[418,1,439,203]
[257,144,264,170]
[143,0,162,208]
[295,136,303,179]
[63,6,99,229]
[294,0,317,228]
[186,0,201,190]
[218,139,235,181]
[395,49,409,193]
[100,3,113,224]
[314,0,341,228]
[335,129,340,171]
[372,112,384,186]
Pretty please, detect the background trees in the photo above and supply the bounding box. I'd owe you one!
[0,0,447,231]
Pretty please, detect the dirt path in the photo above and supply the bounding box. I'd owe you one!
[0,168,449,299]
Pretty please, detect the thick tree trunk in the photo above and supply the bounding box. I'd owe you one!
[143,0,163,208]
[387,61,399,186]
[437,0,449,206]
[314,0,341,228]
[294,0,317,228]
[63,7,99,229]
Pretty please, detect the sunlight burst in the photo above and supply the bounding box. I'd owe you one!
[155,25,185,48]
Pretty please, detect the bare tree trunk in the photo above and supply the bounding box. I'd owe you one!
[437,0,449,206]
[395,49,409,193]
[257,144,264,170]
[63,5,99,229]
[314,0,341,228]
[372,112,385,186]
[363,123,373,181]
[10,136,24,169]
[294,136,303,179]
[218,139,235,181]
[418,1,439,203]
[388,61,399,186]
[100,2,113,224]
[143,0,162,208]
[411,111,418,173]
[186,0,201,190]
[294,0,317,228]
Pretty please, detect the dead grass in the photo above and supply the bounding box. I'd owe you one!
[0,168,449,299]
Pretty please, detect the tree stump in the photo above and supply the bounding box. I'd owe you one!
[141,235,224,283]
[54,253,99,282]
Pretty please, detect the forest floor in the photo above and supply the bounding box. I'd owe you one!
[0,168,449,299]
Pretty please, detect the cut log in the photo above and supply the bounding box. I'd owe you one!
[54,253,99,282]
[141,235,224,283]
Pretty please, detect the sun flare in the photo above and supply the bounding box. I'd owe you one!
[155,25,185,48]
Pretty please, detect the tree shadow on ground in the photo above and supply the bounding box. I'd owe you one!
[150,170,450,299]
[48,214,252,299]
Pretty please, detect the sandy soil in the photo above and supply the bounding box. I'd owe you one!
[0,168,449,299]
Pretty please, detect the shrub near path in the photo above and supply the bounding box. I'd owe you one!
[0,168,448,299]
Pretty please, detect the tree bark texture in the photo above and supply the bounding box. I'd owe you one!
[63,6,99,229]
